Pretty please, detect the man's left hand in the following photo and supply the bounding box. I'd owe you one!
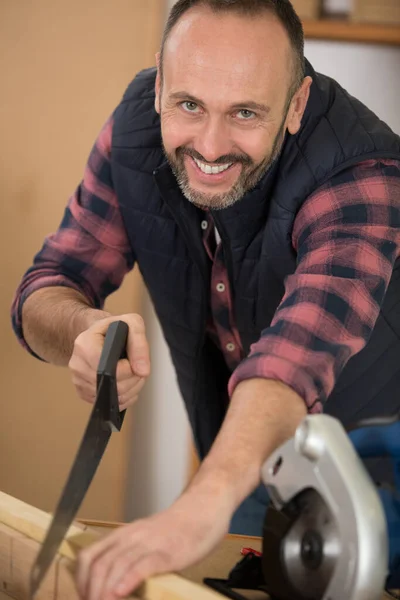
[76,378,306,599]
[76,486,233,600]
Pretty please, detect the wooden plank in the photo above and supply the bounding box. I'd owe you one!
[1,497,394,600]
[0,522,58,600]
[0,492,94,560]
[139,575,231,600]
[77,519,125,529]
[0,524,11,593]
[0,492,225,600]
[54,556,81,600]
[10,533,58,600]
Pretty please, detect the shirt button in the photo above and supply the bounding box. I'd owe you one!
[201,220,208,230]
[226,342,236,352]
[216,283,225,293]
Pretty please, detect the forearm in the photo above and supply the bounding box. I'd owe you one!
[21,287,111,365]
[186,378,307,511]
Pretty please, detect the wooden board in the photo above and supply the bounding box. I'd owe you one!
[0,492,395,600]
[0,492,224,600]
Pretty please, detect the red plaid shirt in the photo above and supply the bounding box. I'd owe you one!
[11,116,400,413]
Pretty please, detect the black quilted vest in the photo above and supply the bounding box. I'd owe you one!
[111,61,400,460]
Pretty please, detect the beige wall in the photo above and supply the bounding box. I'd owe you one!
[0,0,164,521]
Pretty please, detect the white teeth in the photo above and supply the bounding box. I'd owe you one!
[193,157,232,174]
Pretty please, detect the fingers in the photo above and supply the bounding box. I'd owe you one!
[84,554,113,600]
[100,548,141,598]
[112,551,170,598]
[77,533,119,599]
[116,373,144,398]
[76,484,232,599]
[68,333,102,403]
[69,314,150,405]
[115,359,134,381]
[74,385,96,405]
[71,366,144,409]
[88,546,145,600]
[123,314,150,377]
[77,535,171,600]
[117,379,146,410]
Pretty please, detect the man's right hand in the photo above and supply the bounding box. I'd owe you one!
[68,314,150,410]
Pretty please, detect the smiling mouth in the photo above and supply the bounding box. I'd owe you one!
[190,156,237,176]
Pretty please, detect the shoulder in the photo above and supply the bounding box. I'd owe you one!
[112,67,159,135]
[110,68,163,169]
[119,67,157,104]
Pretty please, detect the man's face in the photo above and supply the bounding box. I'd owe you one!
[156,7,296,210]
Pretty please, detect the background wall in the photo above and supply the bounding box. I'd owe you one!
[304,0,400,132]
[0,0,164,521]
[304,41,400,133]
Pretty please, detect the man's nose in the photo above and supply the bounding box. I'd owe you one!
[194,117,232,163]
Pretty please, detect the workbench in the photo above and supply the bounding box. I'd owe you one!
[0,492,394,599]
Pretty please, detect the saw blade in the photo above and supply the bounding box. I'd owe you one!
[29,320,129,598]
[282,488,341,600]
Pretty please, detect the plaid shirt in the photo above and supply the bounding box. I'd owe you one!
[11,116,400,413]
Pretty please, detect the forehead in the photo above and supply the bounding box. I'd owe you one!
[162,6,292,105]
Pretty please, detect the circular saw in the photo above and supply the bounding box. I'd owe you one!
[205,413,400,600]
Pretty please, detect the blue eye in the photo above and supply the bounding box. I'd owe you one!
[238,109,256,120]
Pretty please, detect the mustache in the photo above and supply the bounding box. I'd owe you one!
[177,146,253,166]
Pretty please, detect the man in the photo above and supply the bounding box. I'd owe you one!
[11,0,400,598]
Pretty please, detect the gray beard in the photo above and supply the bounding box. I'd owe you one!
[163,117,287,211]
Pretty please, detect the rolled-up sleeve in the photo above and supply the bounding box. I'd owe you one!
[228,159,400,413]
[11,116,134,355]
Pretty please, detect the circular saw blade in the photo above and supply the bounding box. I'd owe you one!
[282,488,341,599]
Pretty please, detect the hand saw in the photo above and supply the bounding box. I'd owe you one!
[30,319,129,598]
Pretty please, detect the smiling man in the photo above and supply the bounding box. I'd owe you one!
[158,2,306,210]
[11,0,400,599]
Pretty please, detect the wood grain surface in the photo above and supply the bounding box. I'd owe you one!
[0,492,224,599]
[0,492,395,599]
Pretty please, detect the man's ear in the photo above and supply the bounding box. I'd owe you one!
[155,52,161,115]
[286,76,312,135]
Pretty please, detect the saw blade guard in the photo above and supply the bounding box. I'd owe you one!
[261,414,388,600]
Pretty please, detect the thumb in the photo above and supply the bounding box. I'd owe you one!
[124,314,150,377]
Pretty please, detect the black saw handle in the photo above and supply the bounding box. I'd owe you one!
[96,320,129,432]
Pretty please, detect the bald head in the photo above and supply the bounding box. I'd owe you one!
[163,6,296,112]
[160,0,305,102]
